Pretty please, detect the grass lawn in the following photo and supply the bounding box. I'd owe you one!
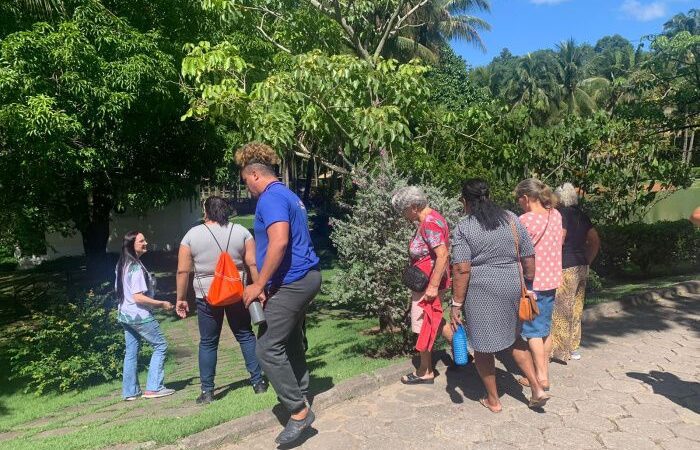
[586,272,699,306]
[0,312,391,450]
[0,259,399,450]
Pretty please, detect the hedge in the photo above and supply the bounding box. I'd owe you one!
[594,220,700,276]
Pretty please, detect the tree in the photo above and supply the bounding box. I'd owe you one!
[389,0,491,62]
[640,30,700,164]
[328,154,460,341]
[182,43,430,192]
[505,52,559,125]
[554,39,607,117]
[591,34,635,80]
[204,0,489,65]
[0,1,222,271]
[425,45,489,110]
[663,9,699,37]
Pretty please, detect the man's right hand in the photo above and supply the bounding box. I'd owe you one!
[176,300,189,318]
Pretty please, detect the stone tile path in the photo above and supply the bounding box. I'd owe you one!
[223,291,700,450]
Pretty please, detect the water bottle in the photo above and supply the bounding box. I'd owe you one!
[248,300,266,325]
[453,325,469,366]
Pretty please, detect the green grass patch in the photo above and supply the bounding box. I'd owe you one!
[586,272,699,306]
[0,262,397,449]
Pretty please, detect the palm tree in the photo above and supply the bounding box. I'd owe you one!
[390,0,491,62]
[16,0,65,17]
[505,53,559,125]
[663,9,699,36]
[554,39,607,117]
[590,44,647,114]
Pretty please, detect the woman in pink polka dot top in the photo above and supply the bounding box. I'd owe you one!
[514,178,563,392]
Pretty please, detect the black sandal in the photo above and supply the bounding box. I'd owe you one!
[401,373,435,385]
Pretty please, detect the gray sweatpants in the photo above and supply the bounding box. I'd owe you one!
[256,269,321,413]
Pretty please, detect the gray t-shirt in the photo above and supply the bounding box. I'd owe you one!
[181,223,253,298]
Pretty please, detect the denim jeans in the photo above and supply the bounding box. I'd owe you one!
[196,298,263,392]
[122,320,168,398]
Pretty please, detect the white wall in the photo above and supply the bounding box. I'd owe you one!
[45,196,203,259]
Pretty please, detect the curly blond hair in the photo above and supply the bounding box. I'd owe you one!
[234,142,280,168]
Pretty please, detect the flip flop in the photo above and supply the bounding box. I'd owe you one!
[528,393,551,409]
[517,376,550,391]
[479,398,502,413]
[401,373,434,385]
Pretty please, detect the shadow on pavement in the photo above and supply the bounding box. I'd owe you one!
[627,370,700,414]
[582,292,700,350]
[443,355,531,408]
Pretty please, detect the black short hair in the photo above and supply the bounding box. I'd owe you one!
[204,196,230,226]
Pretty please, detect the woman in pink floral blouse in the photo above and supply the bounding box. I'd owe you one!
[515,178,563,392]
[392,186,452,385]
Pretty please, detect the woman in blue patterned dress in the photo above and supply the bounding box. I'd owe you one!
[450,179,549,412]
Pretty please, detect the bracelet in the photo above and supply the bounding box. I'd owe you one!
[451,302,463,308]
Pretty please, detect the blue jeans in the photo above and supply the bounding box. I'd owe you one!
[122,320,168,398]
[521,289,556,339]
[196,298,263,392]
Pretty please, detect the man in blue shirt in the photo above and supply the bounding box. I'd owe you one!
[237,142,321,446]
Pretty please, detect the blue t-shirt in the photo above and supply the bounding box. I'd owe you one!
[254,182,319,287]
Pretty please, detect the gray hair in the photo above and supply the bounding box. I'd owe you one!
[555,182,579,207]
[391,186,428,212]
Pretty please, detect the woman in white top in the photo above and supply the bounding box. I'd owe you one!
[115,231,175,400]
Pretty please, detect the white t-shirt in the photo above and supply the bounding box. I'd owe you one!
[180,223,253,298]
[116,262,155,324]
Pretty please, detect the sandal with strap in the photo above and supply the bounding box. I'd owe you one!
[528,393,551,409]
[479,398,502,413]
[517,376,550,391]
[401,373,434,385]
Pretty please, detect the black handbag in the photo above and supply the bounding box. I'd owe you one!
[401,265,429,292]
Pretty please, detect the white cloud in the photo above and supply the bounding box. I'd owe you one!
[620,1,667,21]
[530,0,570,4]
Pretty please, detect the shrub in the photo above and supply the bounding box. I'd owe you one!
[594,220,700,276]
[328,155,460,351]
[0,244,17,271]
[8,291,124,394]
[586,269,603,294]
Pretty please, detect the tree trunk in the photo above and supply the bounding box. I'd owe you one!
[303,157,314,204]
[682,128,690,163]
[79,187,113,280]
[686,129,695,164]
[378,305,394,332]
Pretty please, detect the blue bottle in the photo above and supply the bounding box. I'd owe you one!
[453,325,469,366]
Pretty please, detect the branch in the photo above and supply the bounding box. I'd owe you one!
[307,0,374,64]
[438,123,495,150]
[373,0,406,59]
[298,91,356,142]
[294,142,351,175]
[395,0,428,30]
[256,13,291,54]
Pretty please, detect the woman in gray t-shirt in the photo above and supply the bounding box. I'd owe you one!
[175,196,267,404]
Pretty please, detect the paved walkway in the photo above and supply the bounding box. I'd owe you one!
[223,291,700,450]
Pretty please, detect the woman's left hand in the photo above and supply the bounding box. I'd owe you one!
[422,284,439,301]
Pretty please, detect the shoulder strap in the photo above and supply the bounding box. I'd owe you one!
[509,219,527,295]
[202,224,224,252]
[532,210,551,247]
[225,223,234,252]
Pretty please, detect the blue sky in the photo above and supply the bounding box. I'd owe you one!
[452,0,698,67]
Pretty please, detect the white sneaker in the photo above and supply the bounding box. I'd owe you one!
[570,350,581,360]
